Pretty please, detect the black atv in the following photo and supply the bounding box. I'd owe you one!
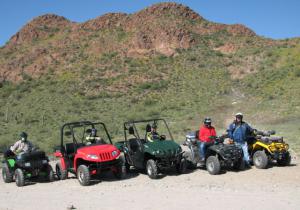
[2,149,54,187]
[181,131,244,175]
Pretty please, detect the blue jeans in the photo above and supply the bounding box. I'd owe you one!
[197,141,212,160]
[236,142,250,164]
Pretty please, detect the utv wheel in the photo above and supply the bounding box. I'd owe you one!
[47,165,54,182]
[77,165,90,186]
[176,158,187,174]
[15,168,25,187]
[2,164,13,183]
[253,150,268,169]
[56,162,68,180]
[206,156,221,175]
[277,152,291,166]
[146,159,158,179]
[125,162,131,173]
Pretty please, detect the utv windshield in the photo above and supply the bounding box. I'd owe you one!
[125,119,174,142]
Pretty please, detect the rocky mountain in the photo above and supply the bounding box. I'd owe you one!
[1,2,269,82]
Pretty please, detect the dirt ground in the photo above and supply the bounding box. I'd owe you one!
[1,155,300,210]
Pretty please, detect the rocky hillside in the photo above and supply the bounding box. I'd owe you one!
[1,2,268,82]
[0,2,299,153]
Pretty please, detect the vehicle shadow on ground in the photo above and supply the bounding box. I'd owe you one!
[90,170,140,185]
[53,170,140,186]
[138,167,196,179]
[23,181,37,186]
[267,162,297,169]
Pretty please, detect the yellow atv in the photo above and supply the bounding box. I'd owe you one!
[248,130,291,169]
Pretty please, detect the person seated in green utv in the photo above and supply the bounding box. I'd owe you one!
[86,128,103,145]
[6,132,33,157]
[146,123,166,142]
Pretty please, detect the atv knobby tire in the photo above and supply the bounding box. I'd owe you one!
[277,152,291,166]
[253,150,268,169]
[77,165,90,186]
[206,156,221,175]
[2,164,13,183]
[56,162,68,180]
[176,158,187,174]
[15,168,25,187]
[146,159,158,179]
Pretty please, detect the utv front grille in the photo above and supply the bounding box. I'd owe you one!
[99,152,112,161]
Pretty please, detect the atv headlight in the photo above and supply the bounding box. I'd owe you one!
[87,154,99,160]
[156,150,161,154]
[25,162,31,167]
[268,145,276,152]
[285,144,289,150]
[111,150,119,157]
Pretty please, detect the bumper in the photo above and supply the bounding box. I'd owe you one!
[271,151,289,160]
[156,154,183,170]
[88,159,121,172]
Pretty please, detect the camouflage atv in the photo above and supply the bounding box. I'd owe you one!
[181,131,244,175]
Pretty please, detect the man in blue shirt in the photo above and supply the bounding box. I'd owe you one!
[228,113,253,167]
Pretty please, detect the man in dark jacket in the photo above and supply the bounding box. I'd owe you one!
[228,113,253,167]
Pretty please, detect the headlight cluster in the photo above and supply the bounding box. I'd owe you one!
[111,150,119,157]
[87,154,99,160]
[269,145,277,152]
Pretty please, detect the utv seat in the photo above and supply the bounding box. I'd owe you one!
[129,138,139,152]
[65,143,81,160]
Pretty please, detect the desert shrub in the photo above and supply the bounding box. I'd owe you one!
[294,68,300,77]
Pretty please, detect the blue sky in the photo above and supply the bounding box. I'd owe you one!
[1,0,300,46]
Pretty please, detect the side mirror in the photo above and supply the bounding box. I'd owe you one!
[128,126,135,135]
[64,131,72,136]
[146,124,151,132]
[86,128,92,133]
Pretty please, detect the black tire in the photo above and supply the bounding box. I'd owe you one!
[253,150,268,169]
[125,162,131,173]
[176,158,187,174]
[47,165,54,182]
[113,163,126,179]
[15,168,25,187]
[2,164,13,183]
[77,165,90,186]
[277,152,291,166]
[206,156,221,175]
[146,159,158,179]
[56,162,68,180]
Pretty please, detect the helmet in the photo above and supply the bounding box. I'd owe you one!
[20,132,28,141]
[20,132,27,138]
[146,124,152,132]
[91,128,97,136]
[204,117,212,125]
[235,112,243,118]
